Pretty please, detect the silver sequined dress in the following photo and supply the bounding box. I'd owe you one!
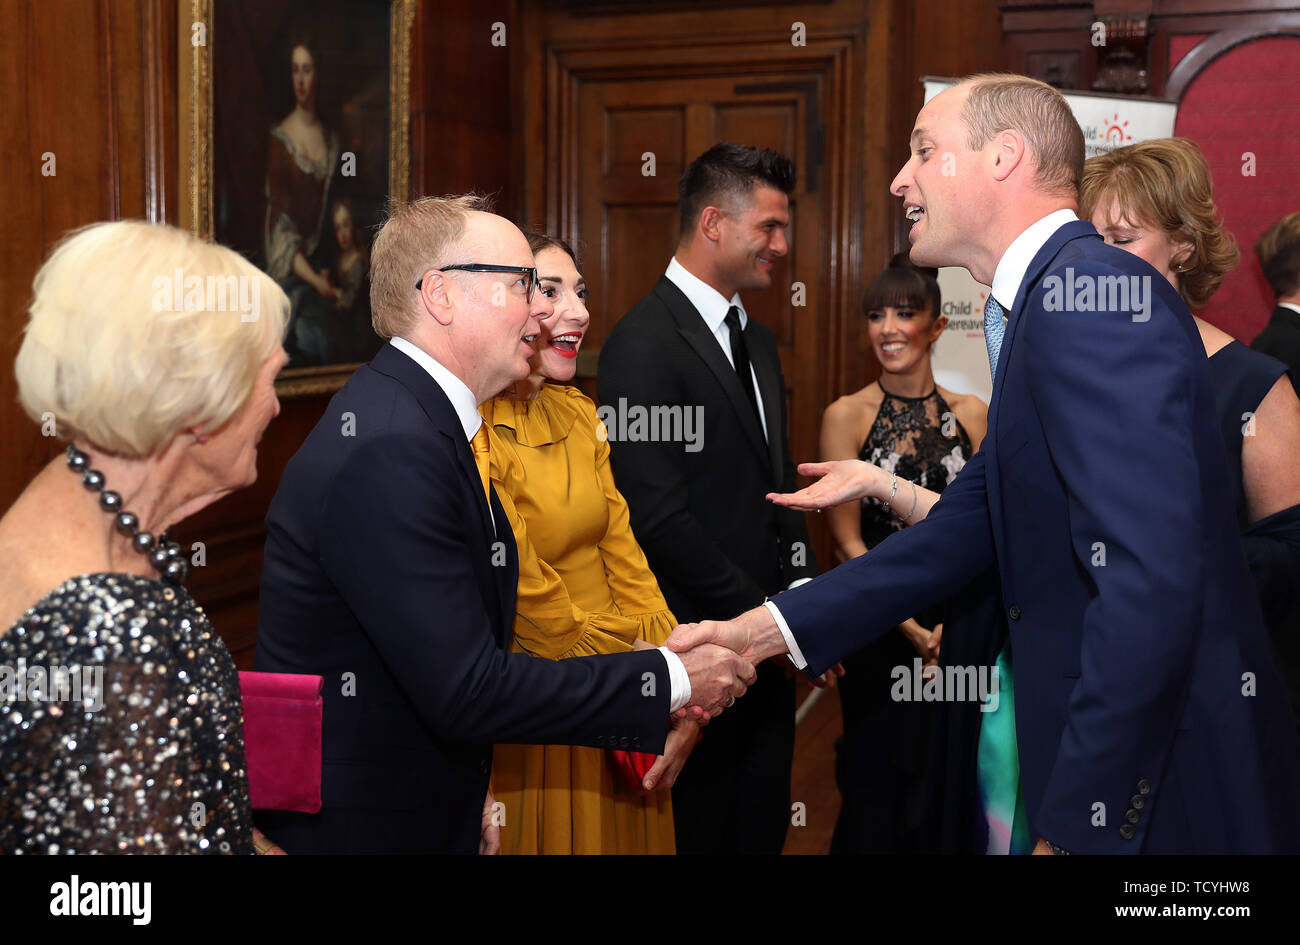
[0,573,253,853]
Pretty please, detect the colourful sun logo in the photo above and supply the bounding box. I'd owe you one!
[1104,113,1131,145]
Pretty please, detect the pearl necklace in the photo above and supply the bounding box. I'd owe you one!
[65,445,190,585]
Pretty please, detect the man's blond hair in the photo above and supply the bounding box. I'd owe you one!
[958,73,1085,197]
[370,193,493,339]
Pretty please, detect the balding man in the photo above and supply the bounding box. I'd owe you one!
[670,75,1300,854]
[255,196,753,854]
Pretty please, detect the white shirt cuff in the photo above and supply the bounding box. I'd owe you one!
[658,646,691,712]
[764,599,809,671]
[786,577,813,590]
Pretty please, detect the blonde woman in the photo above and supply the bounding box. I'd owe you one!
[0,221,289,853]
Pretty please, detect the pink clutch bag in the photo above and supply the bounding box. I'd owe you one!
[238,671,323,813]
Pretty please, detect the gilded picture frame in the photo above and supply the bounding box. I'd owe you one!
[178,0,415,397]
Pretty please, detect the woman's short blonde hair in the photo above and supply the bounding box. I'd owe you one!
[15,220,289,457]
[1079,137,1239,309]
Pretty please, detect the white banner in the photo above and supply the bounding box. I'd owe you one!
[918,78,1178,403]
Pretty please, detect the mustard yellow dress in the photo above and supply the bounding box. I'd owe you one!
[482,383,677,854]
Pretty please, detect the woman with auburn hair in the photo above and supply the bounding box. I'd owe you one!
[1080,138,1300,667]
[481,231,698,854]
[0,221,289,853]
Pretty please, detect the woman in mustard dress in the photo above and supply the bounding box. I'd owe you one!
[482,233,699,854]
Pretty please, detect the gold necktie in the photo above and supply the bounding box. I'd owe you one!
[471,422,492,505]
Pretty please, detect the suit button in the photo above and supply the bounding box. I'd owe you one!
[1008,605,1022,621]
[1125,809,1140,824]
[594,735,605,747]
[1131,795,1144,809]
[620,736,632,749]
[1137,779,1152,795]
[632,737,640,747]
[479,759,490,774]
[1120,824,1135,840]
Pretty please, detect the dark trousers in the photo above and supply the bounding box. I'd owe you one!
[670,660,795,854]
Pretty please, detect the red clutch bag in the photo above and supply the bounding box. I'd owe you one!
[238,671,323,813]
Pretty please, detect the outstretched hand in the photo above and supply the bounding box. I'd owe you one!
[667,606,790,667]
[766,460,883,510]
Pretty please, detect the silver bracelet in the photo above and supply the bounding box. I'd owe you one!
[884,471,899,510]
[899,480,919,522]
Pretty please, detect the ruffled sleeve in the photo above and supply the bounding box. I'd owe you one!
[483,419,652,659]
[564,387,678,646]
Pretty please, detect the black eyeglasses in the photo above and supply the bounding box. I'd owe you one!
[416,264,539,302]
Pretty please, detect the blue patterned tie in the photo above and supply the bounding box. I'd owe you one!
[984,296,1006,381]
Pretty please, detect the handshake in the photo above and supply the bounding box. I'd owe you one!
[666,605,803,719]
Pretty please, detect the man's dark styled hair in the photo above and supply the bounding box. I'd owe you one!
[677,143,796,237]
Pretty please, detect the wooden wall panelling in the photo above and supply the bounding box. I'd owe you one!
[1001,2,1099,89]
[0,0,172,515]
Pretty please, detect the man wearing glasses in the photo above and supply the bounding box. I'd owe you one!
[255,195,755,854]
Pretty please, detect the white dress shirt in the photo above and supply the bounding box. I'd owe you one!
[387,338,692,709]
[989,209,1079,312]
[665,257,769,441]
[766,209,1079,670]
[1280,302,1300,318]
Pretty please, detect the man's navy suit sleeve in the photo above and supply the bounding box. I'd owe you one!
[773,446,997,676]
[1023,259,1205,853]
[318,430,670,753]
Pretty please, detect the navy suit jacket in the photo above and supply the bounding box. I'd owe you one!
[254,344,670,854]
[777,221,1300,853]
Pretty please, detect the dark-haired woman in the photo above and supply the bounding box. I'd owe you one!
[480,232,698,854]
[264,34,341,366]
[818,254,986,853]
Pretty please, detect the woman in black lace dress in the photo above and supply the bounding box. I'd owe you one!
[0,221,289,853]
[817,255,986,852]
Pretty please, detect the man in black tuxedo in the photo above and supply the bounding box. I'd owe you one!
[255,195,753,854]
[1251,210,1300,399]
[598,144,818,854]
